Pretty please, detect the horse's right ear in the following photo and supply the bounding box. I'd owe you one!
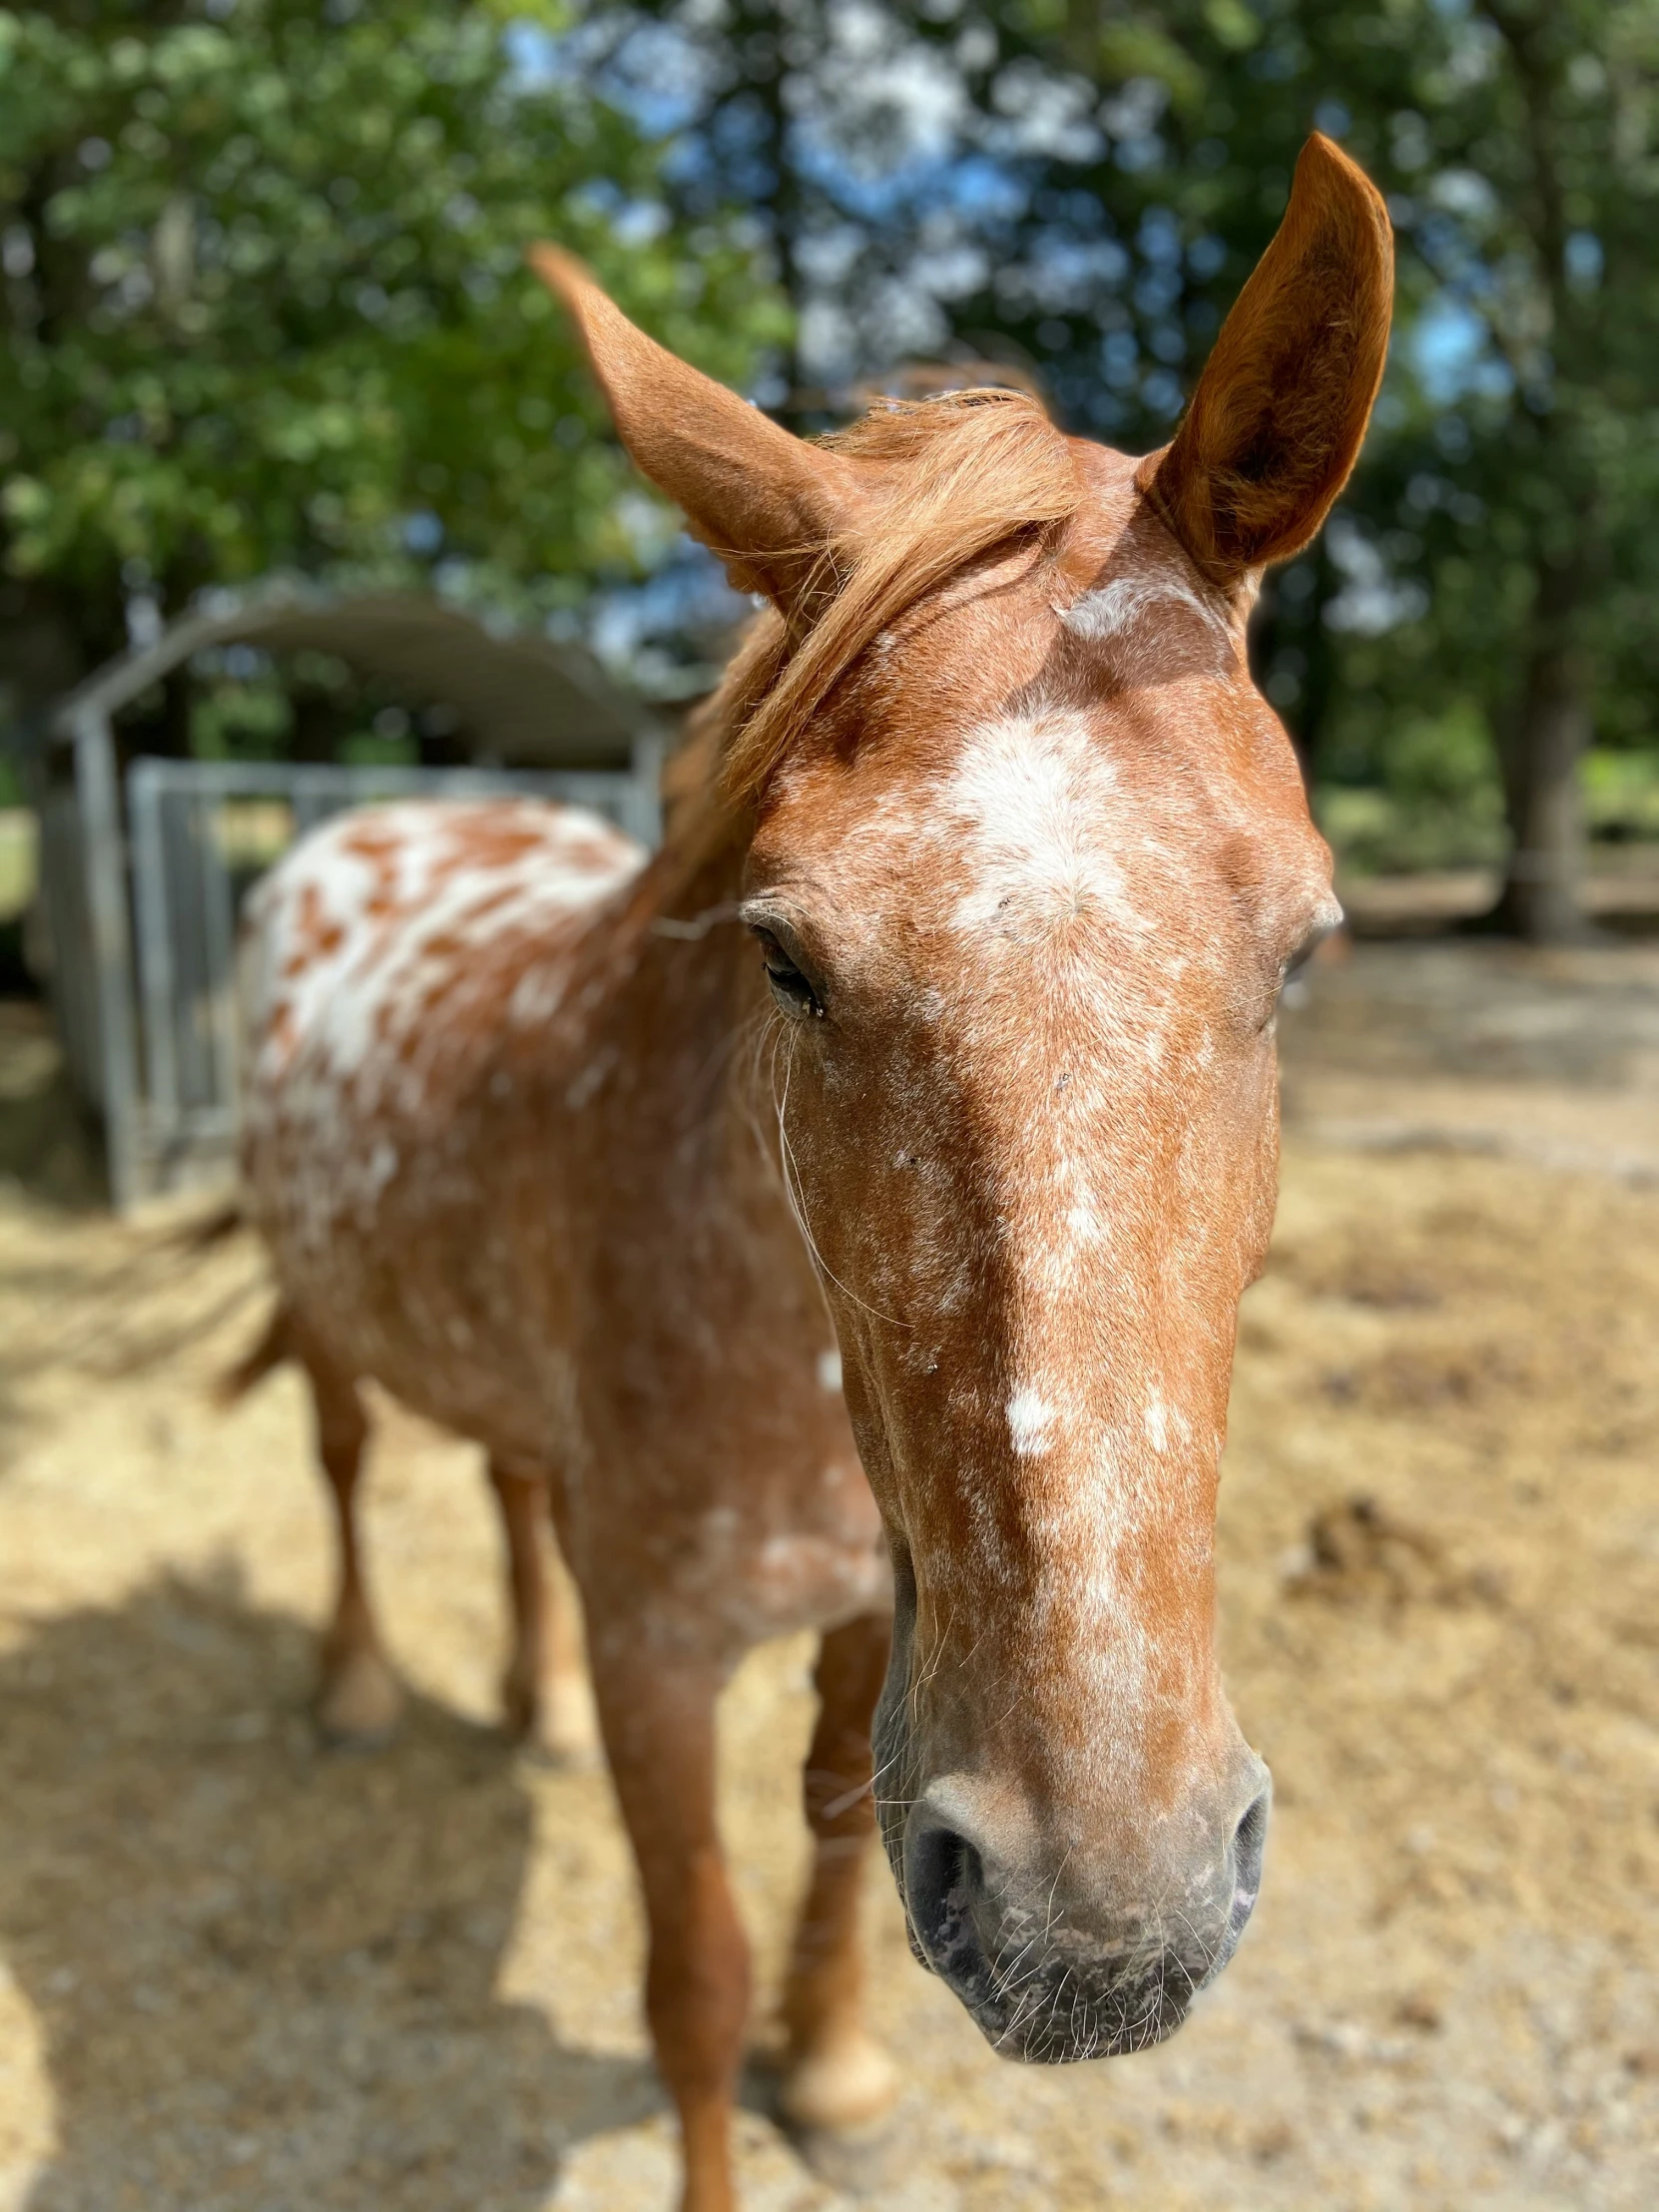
[528,247,862,625]
[1143,134,1393,587]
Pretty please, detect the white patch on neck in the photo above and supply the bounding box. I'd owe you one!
[1006,1387,1056,1457]
[1060,575,1231,648]
[817,1347,842,1392]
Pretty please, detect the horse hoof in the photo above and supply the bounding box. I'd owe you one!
[502,1671,603,1769]
[779,2027,898,2135]
[316,1649,403,1747]
[539,1678,604,1770]
[545,1676,603,1767]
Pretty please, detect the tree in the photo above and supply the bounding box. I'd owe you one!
[571,0,1659,940]
[0,0,785,739]
[1339,0,1659,940]
[564,0,1426,772]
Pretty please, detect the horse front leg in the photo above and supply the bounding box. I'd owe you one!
[780,1611,897,2134]
[485,1455,599,1762]
[589,1626,751,2212]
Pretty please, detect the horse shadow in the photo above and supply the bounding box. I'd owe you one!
[0,1568,662,2210]
[0,1000,108,1213]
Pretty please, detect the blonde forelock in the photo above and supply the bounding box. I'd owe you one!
[710,387,1082,809]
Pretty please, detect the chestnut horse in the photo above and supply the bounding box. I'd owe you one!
[237,135,1390,2211]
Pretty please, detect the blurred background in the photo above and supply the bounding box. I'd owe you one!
[0,5,1655,2210]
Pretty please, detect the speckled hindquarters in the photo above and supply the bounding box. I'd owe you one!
[241,798,643,1430]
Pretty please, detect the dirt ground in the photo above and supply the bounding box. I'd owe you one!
[0,940,1656,2211]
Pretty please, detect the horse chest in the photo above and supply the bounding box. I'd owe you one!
[561,1276,891,1647]
[679,1511,892,1647]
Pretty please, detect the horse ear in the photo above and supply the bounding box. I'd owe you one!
[528,246,861,623]
[1144,134,1392,585]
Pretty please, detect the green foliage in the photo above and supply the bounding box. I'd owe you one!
[1324,742,1659,875]
[1018,5,1659,785]
[187,670,291,761]
[1584,747,1659,840]
[1315,7,1659,719]
[186,650,478,766]
[0,0,784,680]
[1319,704,1508,875]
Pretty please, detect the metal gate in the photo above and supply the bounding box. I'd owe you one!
[119,757,655,1207]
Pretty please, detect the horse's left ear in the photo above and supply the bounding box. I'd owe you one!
[1143,133,1392,585]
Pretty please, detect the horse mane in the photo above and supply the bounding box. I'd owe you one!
[708,387,1083,812]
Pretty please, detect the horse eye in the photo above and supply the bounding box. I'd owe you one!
[1283,915,1339,984]
[1274,919,1338,1019]
[753,927,825,1020]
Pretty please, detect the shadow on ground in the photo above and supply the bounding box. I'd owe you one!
[0,1572,661,2211]
[0,1001,106,1214]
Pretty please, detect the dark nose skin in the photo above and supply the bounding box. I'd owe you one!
[903,1820,998,2007]
[902,1771,1272,2060]
[1231,1785,1271,1927]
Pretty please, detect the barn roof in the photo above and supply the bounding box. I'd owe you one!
[49,581,658,767]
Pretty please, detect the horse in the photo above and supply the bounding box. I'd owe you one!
[234,132,1390,2212]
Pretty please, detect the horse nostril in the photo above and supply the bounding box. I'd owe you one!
[910,1824,975,1941]
[905,1821,984,1968]
[1232,1785,1271,1913]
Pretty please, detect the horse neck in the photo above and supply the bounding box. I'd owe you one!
[597,795,762,1149]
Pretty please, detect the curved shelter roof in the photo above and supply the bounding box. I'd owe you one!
[49,582,658,767]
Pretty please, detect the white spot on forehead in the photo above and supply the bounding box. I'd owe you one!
[942,713,1152,938]
[1006,1387,1056,1458]
[1060,574,1231,649]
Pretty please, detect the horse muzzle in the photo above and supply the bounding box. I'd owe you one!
[898,1765,1272,2062]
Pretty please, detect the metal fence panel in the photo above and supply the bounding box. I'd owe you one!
[122,757,651,1202]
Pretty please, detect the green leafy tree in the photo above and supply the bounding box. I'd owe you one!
[0,0,785,733]
[1333,0,1659,940]
[579,0,1659,939]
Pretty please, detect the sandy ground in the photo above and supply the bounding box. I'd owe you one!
[0,941,1657,2211]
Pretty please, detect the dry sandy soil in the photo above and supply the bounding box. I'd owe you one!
[0,940,1656,2211]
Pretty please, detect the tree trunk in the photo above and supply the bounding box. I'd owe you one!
[1495,559,1592,943]
[1483,8,1597,945]
[0,580,92,734]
